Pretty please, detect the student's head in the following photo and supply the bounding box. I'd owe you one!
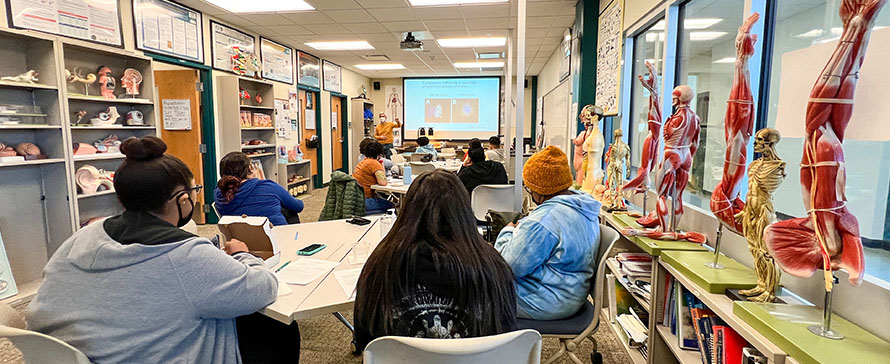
[468,138,482,150]
[217,152,255,202]
[359,137,376,156]
[364,141,385,159]
[115,136,196,227]
[416,136,430,147]
[488,136,501,149]
[523,146,574,205]
[356,169,516,337]
[468,147,486,164]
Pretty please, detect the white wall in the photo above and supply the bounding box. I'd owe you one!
[536,45,575,153]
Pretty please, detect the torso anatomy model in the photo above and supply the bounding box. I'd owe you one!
[622,61,662,199]
[573,105,605,189]
[765,0,886,289]
[710,13,759,235]
[387,87,402,121]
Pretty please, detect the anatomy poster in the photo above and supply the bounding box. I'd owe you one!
[210,21,256,77]
[8,0,122,46]
[298,51,320,89]
[261,38,294,84]
[323,60,342,94]
[134,0,203,62]
[386,86,403,122]
[595,0,624,116]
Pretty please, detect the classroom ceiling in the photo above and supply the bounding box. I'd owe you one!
[179,0,577,79]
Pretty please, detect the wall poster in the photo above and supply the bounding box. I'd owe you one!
[275,98,291,138]
[297,51,320,88]
[7,0,122,46]
[595,0,624,116]
[322,60,341,93]
[386,85,403,122]
[558,28,572,82]
[133,0,203,62]
[210,20,256,76]
[261,37,294,84]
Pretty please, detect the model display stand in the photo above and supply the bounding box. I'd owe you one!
[350,98,373,173]
[278,159,313,198]
[217,76,280,186]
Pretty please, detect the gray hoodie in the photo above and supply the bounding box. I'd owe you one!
[26,214,278,364]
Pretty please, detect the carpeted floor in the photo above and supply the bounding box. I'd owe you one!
[2,187,632,364]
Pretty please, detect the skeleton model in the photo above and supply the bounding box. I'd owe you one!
[572,105,604,191]
[622,61,662,199]
[710,13,760,235]
[765,0,885,290]
[1,70,39,84]
[66,68,96,95]
[604,128,630,211]
[735,128,786,302]
[387,87,402,121]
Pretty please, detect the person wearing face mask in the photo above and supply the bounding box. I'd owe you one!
[26,136,298,363]
[494,146,602,321]
[214,151,304,225]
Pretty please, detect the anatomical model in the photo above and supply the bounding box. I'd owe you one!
[572,105,604,191]
[120,68,143,98]
[232,46,248,75]
[91,107,120,127]
[765,0,886,289]
[736,128,786,302]
[622,61,662,199]
[387,87,402,121]
[604,128,630,211]
[97,66,116,100]
[710,13,760,235]
[66,68,96,95]
[1,70,39,84]
[247,53,262,79]
[76,165,114,194]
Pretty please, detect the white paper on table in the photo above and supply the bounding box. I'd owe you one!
[277,283,293,297]
[333,267,363,299]
[275,257,339,285]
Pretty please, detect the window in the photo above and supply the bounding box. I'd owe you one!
[629,20,665,170]
[765,0,890,283]
[674,0,745,208]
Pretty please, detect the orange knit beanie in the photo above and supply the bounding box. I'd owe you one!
[523,146,574,196]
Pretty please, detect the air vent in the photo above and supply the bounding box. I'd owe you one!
[362,54,391,61]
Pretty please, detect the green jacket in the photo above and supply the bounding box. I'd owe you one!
[319,171,366,221]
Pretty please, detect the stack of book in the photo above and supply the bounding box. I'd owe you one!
[616,310,649,359]
[608,273,650,359]
[615,253,652,304]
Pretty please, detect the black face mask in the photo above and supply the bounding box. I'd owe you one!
[176,192,195,227]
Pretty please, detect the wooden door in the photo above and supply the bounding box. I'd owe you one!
[155,69,205,223]
[331,96,344,171]
[300,90,318,183]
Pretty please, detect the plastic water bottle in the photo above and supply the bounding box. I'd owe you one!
[380,208,396,237]
[403,164,412,185]
[294,145,304,161]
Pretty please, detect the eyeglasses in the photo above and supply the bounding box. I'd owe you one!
[171,184,203,199]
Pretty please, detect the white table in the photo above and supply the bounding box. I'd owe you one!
[432,161,462,173]
[260,218,384,324]
[437,152,456,160]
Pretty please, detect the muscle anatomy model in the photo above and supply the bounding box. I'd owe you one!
[604,128,630,211]
[622,61,662,198]
[573,105,605,189]
[737,129,786,302]
[710,13,759,235]
[765,0,885,289]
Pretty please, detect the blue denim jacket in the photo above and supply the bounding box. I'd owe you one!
[495,191,601,320]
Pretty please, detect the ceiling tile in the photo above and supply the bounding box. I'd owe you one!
[461,4,509,18]
[356,0,409,9]
[266,24,315,36]
[552,15,574,27]
[526,16,554,28]
[466,17,508,30]
[238,14,294,26]
[381,21,426,32]
[368,7,418,21]
[423,19,466,31]
[431,30,469,38]
[308,23,355,35]
[323,9,376,23]
[344,22,389,33]
[468,29,508,37]
[545,27,565,37]
[414,6,463,20]
[304,0,361,10]
[363,32,400,41]
[213,14,257,28]
[282,12,335,24]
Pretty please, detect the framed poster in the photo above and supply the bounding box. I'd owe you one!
[134,0,204,63]
[297,51,320,89]
[260,37,294,84]
[595,0,624,116]
[322,60,342,93]
[210,20,256,76]
[559,28,571,82]
[6,0,122,46]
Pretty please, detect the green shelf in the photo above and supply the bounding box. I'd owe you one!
[608,213,708,256]
[661,250,757,293]
[734,302,890,364]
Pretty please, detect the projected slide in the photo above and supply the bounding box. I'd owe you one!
[405,77,500,139]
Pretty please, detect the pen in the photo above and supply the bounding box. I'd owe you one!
[275,260,291,273]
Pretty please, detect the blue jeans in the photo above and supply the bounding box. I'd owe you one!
[365,198,394,215]
[383,143,394,159]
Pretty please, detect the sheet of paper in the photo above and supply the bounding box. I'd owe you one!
[275,257,338,285]
[277,283,292,297]
[333,267,363,299]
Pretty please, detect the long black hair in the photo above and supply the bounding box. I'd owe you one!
[354,169,517,338]
[115,136,193,213]
[217,152,252,202]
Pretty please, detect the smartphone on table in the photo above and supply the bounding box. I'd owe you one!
[297,243,326,256]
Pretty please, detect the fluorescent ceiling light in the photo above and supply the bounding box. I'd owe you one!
[205,0,313,13]
[713,57,736,64]
[305,41,374,51]
[689,31,727,41]
[355,64,405,70]
[478,52,503,59]
[438,37,506,48]
[650,18,722,31]
[453,61,504,68]
[409,0,507,6]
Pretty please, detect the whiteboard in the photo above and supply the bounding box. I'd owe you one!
[542,82,571,153]
[8,0,122,46]
[134,0,203,62]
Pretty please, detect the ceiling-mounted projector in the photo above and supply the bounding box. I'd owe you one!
[400,32,423,51]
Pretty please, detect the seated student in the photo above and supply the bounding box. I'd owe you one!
[462,138,483,166]
[360,137,393,176]
[354,169,517,351]
[26,136,298,364]
[354,141,394,214]
[486,136,507,164]
[494,146,601,320]
[458,147,508,194]
[414,136,438,161]
[214,151,304,225]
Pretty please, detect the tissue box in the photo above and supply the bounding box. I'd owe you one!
[217,215,281,268]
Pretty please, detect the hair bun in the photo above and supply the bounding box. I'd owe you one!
[120,136,167,161]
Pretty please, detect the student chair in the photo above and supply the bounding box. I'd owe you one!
[211,201,222,218]
[516,224,621,364]
[441,147,456,156]
[363,329,542,364]
[0,325,91,364]
[408,162,436,175]
[471,184,516,221]
[0,302,25,329]
[391,154,406,165]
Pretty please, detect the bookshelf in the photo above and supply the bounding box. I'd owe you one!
[350,98,373,172]
[279,159,313,198]
[217,75,280,186]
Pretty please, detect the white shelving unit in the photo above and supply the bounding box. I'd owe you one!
[217,75,280,186]
[279,159,313,197]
